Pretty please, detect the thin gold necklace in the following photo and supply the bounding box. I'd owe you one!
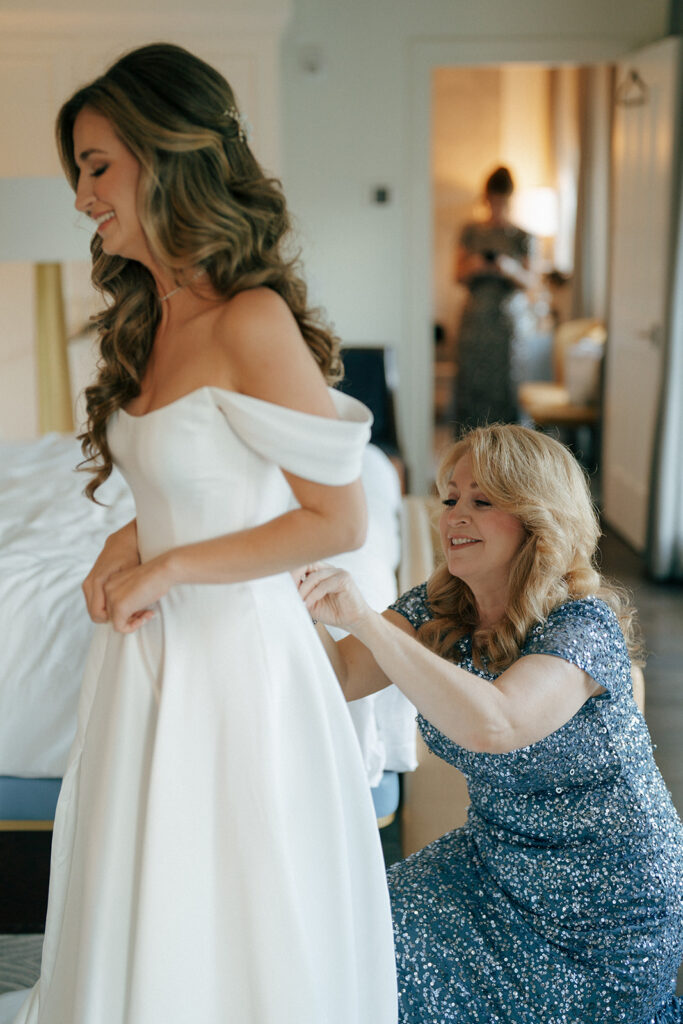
[160,268,206,302]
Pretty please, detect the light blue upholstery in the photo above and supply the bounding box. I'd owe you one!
[370,771,400,821]
[0,776,62,820]
[2,772,400,826]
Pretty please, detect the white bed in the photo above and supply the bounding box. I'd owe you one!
[0,432,417,788]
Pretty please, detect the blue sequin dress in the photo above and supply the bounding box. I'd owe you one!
[388,586,683,1023]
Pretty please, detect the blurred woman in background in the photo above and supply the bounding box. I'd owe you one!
[452,166,536,431]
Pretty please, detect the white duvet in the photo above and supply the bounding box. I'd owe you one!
[0,433,415,782]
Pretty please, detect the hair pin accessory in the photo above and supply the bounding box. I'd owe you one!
[224,106,251,143]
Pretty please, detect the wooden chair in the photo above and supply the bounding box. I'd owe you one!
[518,318,605,432]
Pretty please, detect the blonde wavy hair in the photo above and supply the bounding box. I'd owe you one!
[56,42,342,501]
[420,424,643,670]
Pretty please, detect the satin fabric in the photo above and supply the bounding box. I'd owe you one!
[2,387,397,1024]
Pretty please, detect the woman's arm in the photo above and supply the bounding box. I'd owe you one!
[455,232,536,291]
[312,611,417,699]
[454,245,488,285]
[299,565,603,755]
[103,290,367,632]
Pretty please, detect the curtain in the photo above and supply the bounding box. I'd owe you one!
[549,66,579,276]
[35,262,74,434]
[570,65,614,322]
[648,163,683,580]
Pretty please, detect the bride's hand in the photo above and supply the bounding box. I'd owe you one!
[296,563,371,633]
[83,519,141,623]
[103,556,171,634]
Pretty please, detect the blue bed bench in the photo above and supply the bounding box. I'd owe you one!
[0,777,62,829]
[2,773,400,830]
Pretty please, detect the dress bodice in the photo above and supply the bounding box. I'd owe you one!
[107,386,372,563]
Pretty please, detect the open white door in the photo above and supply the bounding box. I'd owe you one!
[602,36,683,551]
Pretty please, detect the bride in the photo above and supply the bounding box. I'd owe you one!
[1,42,397,1024]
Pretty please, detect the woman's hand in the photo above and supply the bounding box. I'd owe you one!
[296,563,372,633]
[455,249,491,284]
[103,556,173,634]
[82,519,140,623]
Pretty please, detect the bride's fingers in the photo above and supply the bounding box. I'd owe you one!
[125,609,155,633]
[115,608,155,635]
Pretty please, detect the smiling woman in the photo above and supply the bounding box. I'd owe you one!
[297,423,683,1024]
[72,109,144,259]
[438,453,526,627]
[420,423,625,674]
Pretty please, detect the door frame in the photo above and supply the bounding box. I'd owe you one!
[403,35,640,494]
[603,35,683,551]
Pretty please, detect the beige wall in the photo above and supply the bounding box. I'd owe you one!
[499,65,553,189]
[432,67,503,352]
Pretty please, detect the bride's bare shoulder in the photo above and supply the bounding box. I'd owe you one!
[213,286,297,338]
[210,287,333,412]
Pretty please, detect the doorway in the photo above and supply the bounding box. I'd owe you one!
[431,63,612,479]
[401,35,630,497]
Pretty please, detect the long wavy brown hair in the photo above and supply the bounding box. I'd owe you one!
[420,425,643,670]
[56,42,342,501]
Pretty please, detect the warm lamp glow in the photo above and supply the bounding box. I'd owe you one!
[513,187,559,239]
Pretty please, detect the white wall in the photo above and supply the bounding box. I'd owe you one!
[281,0,668,490]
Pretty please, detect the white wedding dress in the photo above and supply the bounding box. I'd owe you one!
[1,386,397,1024]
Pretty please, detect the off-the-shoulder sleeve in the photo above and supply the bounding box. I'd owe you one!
[210,387,372,486]
[388,582,432,630]
[521,597,632,698]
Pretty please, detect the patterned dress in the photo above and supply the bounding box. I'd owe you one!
[453,221,533,430]
[388,584,683,1023]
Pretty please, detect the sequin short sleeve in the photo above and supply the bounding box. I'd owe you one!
[521,596,631,698]
[388,583,432,630]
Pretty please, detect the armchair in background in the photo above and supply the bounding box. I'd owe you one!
[518,318,606,460]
